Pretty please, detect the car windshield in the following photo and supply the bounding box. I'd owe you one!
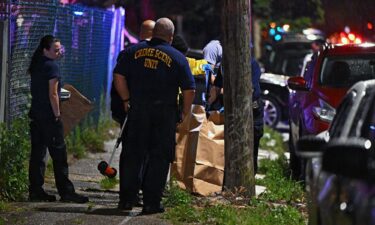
[320,54,375,88]
[265,42,312,76]
[269,50,312,76]
[328,90,356,137]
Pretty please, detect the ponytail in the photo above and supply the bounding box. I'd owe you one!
[28,35,59,74]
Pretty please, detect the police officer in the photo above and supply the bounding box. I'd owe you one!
[28,35,88,203]
[204,40,264,174]
[112,20,156,124]
[113,18,195,214]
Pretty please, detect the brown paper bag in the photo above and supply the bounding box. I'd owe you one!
[192,120,224,195]
[172,105,225,196]
[60,84,94,137]
[172,105,205,190]
[208,111,225,125]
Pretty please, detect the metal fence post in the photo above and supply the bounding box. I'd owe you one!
[0,0,10,124]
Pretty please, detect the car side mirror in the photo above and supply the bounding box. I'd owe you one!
[60,88,71,101]
[287,77,308,91]
[297,135,327,158]
[322,138,375,182]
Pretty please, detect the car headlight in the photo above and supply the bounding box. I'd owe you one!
[312,99,336,123]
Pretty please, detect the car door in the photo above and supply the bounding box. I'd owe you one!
[289,57,316,145]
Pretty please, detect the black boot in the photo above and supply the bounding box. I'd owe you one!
[29,191,56,202]
[60,192,89,204]
[142,203,165,215]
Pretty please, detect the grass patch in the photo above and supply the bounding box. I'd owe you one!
[87,202,95,211]
[257,157,305,203]
[72,218,84,224]
[66,126,87,159]
[163,180,193,207]
[0,118,30,201]
[164,201,305,225]
[258,126,305,203]
[0,201,9,213]
[99,177,119,190]
[164,205,200,224]
[164,127,306,225]
[164,172,305,224]
[260,126,288,155]
[65,93,117,159]
[0,201,25,214]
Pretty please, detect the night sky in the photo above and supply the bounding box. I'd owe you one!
[322,0,374,37]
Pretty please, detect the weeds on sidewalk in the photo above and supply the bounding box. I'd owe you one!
[0,201,9,212]
[163,174,305,224]
[0,117,30,201]
[163,180,193,207]
[65,95,117,159]
[257,157,304,203]
[260,126,287,155]
[100,177,119,190]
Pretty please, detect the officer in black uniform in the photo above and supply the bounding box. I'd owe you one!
[113,18,195,214]
[28,35,88,203]
[210,58,264,173]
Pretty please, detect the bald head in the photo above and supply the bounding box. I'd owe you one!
[139,20,155,41]
[152,18,175,44]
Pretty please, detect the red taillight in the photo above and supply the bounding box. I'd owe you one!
[368,22,373,30]
[355,37,362,44]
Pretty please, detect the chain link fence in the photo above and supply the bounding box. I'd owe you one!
[0,0,118,122]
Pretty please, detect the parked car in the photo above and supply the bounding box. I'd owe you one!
[186,48,203,59]
[261,39,314,128]
[260,73,290,128]
[297,79,375,225]
[60,88,71,101]
[288,43,375,179]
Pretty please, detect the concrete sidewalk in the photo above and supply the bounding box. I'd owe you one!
[0,137,285,225]
[0,138,171,225]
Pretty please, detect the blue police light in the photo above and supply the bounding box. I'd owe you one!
[269,28,276,36]
[73,11,84,16]
[274,34,282,41]
[276,26,284,33]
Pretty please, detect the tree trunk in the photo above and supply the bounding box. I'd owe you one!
[222,0,255,196]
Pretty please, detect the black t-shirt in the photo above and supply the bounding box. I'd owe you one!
[113,38,195,106]
[29,56,61,119]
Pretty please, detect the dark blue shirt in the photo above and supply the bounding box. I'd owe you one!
[213,58,262,100]
[251,59,261,100]
[29,56,61,119]
[114,38,195,106]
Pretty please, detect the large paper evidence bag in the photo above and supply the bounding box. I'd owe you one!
[172,105,224,196]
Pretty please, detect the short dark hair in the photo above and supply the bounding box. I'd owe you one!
[172,35,189,55]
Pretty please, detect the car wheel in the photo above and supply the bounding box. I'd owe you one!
[263,96,280,128]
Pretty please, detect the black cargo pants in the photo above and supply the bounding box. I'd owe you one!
[29,117,75,196]
[253,99,264,174]
[119,103,176,206]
